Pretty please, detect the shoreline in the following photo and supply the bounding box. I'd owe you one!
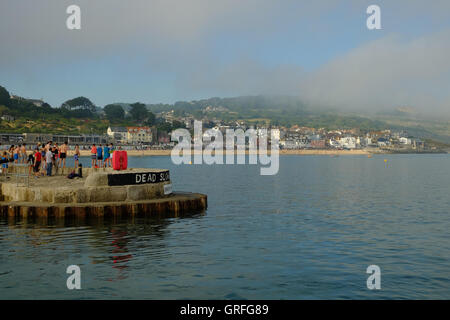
[77,149,448,156]
[74,149,443,157]
[78,149,371,156]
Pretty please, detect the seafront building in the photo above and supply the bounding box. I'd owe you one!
[107,126,154,145]
[0,132,108,146]
[126,126,153,144]
[0,120,428,152]
[107,126,128,143]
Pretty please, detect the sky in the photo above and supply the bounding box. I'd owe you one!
[0,0,450,115]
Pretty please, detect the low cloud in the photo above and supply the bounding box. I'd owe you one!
[174,30,450,116]
[0,0,449,115]
[176,58,306,97]
[300,30,450,115]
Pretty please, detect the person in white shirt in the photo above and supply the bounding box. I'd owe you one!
[45,149,53,176]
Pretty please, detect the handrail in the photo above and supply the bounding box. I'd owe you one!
[3,162,30,187]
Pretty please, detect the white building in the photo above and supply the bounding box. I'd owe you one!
[281,139,298,149]
[362,137,372,147]
[203,127,221,143]
[256,128,268,140]
[339,137,357,149]
[126,126,153,144]
[377,138,390,147]
[329,139,340,148]
[399,137,412,145]
[107,126,127,142]
[271,128,280,141]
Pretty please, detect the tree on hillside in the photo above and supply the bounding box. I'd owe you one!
[145,111,156,126]
[172,120,186,129]
[0,105,9,116]
[156,122,172,133]
[129,102,148,122]
[61,96,96,112]
[104,104,125,121]
[0,86,11,107]
[156,120,186,134]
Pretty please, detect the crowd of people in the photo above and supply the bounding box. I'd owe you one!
[0,142,116,178]
[89,143,115,169]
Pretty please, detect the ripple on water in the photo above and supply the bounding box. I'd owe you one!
[1,155,450,299]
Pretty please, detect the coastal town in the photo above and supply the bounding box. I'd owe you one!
[2,0,450,303]
[0,113,439,154]
[0,88,447,154]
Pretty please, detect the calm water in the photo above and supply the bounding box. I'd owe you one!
[0,154,449,299]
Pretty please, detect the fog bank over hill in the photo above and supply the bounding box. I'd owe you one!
[178,31,450,117]
[299,31,450,116]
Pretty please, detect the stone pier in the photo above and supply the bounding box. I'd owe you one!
[0,168,207,218]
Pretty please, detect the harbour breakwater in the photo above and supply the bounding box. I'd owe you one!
[0,167,207,219]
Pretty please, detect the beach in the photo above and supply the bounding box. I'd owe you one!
[78,149,370,157]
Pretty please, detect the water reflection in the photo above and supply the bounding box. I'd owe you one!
[2,155,450,299]
[0,211,205,283]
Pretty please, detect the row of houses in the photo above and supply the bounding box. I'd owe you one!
[106,126,154,144]
[279,130,424,150]
[1,127,155,146]
[0,126,168,148]
[189,123,424,150]
[0,133,108,146]
[107,126,172,145]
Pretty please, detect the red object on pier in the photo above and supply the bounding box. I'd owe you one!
[112,151,128,170]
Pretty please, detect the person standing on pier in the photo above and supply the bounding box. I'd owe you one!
[1,151,8,176]
[20,143,27,163]
[59,141,68,169]
[74,144,80,169]
[41,144,46,172]
[90,144,97,168]
[54,143,60,169]
[45,147,53,176]
[33,147,42,178]
[27,151,34,176]
[51,145,59,174]
[13,145,20,163]
[97,144,103,168]
[103,144,110,168]
[8,145,14,162]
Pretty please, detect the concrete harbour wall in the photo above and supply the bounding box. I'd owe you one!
[0,168,207,218]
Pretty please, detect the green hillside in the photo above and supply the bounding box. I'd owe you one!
[2,84,450,144]
[0,85,156,134]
